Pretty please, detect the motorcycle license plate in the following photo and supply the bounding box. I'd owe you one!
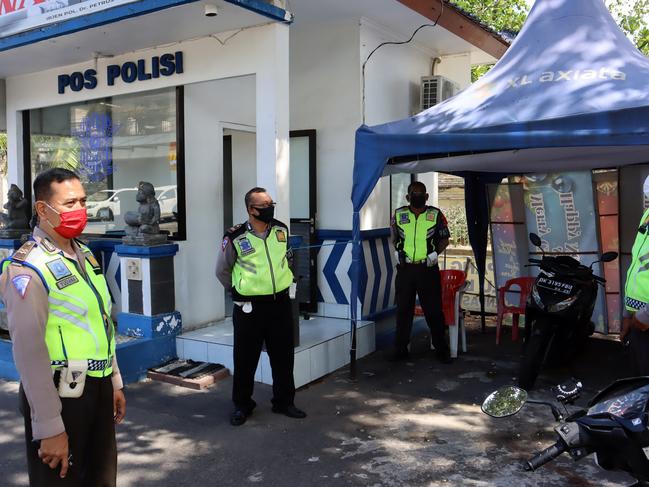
[537,277,573,295]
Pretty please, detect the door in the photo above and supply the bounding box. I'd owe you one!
[290,130,317,314]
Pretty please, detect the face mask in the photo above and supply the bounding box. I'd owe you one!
[644,176,649,198]
[253,205,274,224]
[44,203,87,239]
[409,193,427,209]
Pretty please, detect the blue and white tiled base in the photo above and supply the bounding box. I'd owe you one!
[177,317,375,388]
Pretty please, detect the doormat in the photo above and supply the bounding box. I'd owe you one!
[148,360,229,390]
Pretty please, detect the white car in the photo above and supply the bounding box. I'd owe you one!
[156,185,177,219]
[86,188,137,221]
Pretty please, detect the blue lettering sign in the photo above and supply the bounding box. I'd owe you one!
[73,113,121,183]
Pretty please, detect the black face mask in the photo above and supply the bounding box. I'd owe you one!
[409,193,427,209]
[253,206,274,223]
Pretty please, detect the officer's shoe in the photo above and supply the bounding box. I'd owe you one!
[230,409,249,426]
[436,351,453,364]
[272,404,307,419]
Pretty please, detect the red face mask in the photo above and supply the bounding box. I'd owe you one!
[45,204,87,239]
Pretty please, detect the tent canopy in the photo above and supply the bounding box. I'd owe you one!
[348,0,649,370]
[353,0,649,211]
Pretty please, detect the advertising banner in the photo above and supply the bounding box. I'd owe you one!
[0,0,138,39]
[520,171,607,332]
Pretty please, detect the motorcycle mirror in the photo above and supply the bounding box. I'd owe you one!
[529,233,543,249]
[481,386,528,418]
[600,251,618,263]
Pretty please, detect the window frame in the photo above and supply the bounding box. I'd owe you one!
[23,85,187,241]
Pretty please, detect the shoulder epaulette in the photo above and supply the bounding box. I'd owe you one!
[40,238,58,253]
[224,223,245,239]
[12,240,37,263]
[395,205,408,212]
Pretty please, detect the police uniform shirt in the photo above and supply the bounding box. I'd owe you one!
[0,227,123,441]
[215,223,269,292]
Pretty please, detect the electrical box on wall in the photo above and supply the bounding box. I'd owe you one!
[420,75,459,112]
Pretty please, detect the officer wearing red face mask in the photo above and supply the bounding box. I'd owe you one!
[0,168,125,487]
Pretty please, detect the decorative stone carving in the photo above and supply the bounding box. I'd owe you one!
[123,181,168,245]
[0,185,31,239]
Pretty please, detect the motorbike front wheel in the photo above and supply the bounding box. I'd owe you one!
[519,326,554,390]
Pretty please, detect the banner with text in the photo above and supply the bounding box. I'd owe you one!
[0,0,138,39]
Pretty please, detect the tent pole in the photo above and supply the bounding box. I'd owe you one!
[349,211,361,381]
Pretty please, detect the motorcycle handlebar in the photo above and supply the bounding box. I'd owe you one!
[524,441,567,471]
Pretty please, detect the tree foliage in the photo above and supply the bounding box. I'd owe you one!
[458,0,649,81]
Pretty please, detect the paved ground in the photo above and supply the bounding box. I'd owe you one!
[0,317,639,486]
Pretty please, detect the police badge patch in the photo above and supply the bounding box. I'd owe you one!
[276,230,286,243]
[46,259,72,280]
[426,211,436,222]
[399,213,410,224]
[11,275,31,298]
[222,237,229,251]
[238,238,255,255]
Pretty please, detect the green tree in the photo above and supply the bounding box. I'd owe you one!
[459,0,649,81]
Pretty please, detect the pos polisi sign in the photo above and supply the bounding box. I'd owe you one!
[58,51,184,94]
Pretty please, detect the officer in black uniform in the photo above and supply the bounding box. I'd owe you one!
[391,181,452,363]
[216,187,307,426]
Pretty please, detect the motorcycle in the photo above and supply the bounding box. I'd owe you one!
[482,378,649,486]
[518,232,618,390]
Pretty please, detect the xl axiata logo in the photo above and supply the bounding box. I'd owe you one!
[507,67,626,89]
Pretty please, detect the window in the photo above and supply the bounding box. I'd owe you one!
[390,173,413,215]
[26,87,185,239]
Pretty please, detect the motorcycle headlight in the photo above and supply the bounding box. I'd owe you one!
[547,294,579,313]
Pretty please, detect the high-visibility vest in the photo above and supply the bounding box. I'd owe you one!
[625,207,649,311]
[229,221,294,297]
[2,239,114,378]
[394,206,441,263]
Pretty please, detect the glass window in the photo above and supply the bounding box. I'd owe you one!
[390,173,412,215]
[28,87,184,239]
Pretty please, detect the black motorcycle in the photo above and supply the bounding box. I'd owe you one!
[518,233,618,390]
[482,378,649,486]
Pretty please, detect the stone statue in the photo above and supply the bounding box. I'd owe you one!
[0,184,31,238]
[123,181,167,245]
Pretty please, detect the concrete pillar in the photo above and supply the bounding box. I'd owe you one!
[256,23,290,223]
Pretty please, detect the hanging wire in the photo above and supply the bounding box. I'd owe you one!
[361,0,445,124]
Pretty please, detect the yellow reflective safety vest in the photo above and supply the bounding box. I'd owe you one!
[393,206,442,263]
[625,207,649,311]
[229,220,294,298]
[2,239,115,378]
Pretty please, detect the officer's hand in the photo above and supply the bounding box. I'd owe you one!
[38,431,69,478]
[426,251,438,267]
[114,389,126,424]
[621,317,632,342]
[633,314,649,332]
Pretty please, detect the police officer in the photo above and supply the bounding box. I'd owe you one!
[391,181,452,363]
[0,168,125,486]
[621,175,649,375]
[216,187,306,426]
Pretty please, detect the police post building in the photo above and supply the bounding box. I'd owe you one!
[0,0,504,384]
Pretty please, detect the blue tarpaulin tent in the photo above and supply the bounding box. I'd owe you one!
[349,0,649,373]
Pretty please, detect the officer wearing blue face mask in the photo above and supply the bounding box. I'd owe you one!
[215,187,306,426]
[390,181,452,363]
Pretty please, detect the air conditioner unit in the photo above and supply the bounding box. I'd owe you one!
[420,75,459,111]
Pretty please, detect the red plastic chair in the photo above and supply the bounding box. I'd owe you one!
[496,277,535,344]
[414,269,468,358]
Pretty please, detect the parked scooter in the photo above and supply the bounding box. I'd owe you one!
[519,233,618,389]
[482,378,649,486]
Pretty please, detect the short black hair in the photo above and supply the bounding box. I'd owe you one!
[245,187,267,209]
[33,168,80,202]
[407,181,426,194]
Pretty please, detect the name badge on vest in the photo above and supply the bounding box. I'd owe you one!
[238,238,255,256]
[399,213,410,224]
[46,259,73,280]
[276,230,287,243]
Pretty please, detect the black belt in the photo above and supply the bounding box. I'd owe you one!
[50,358,111,372]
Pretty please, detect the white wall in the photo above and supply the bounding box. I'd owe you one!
[360,19,436,230]
[289,19,361,230]
[5,25,284,329]
[436,53,472,90]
